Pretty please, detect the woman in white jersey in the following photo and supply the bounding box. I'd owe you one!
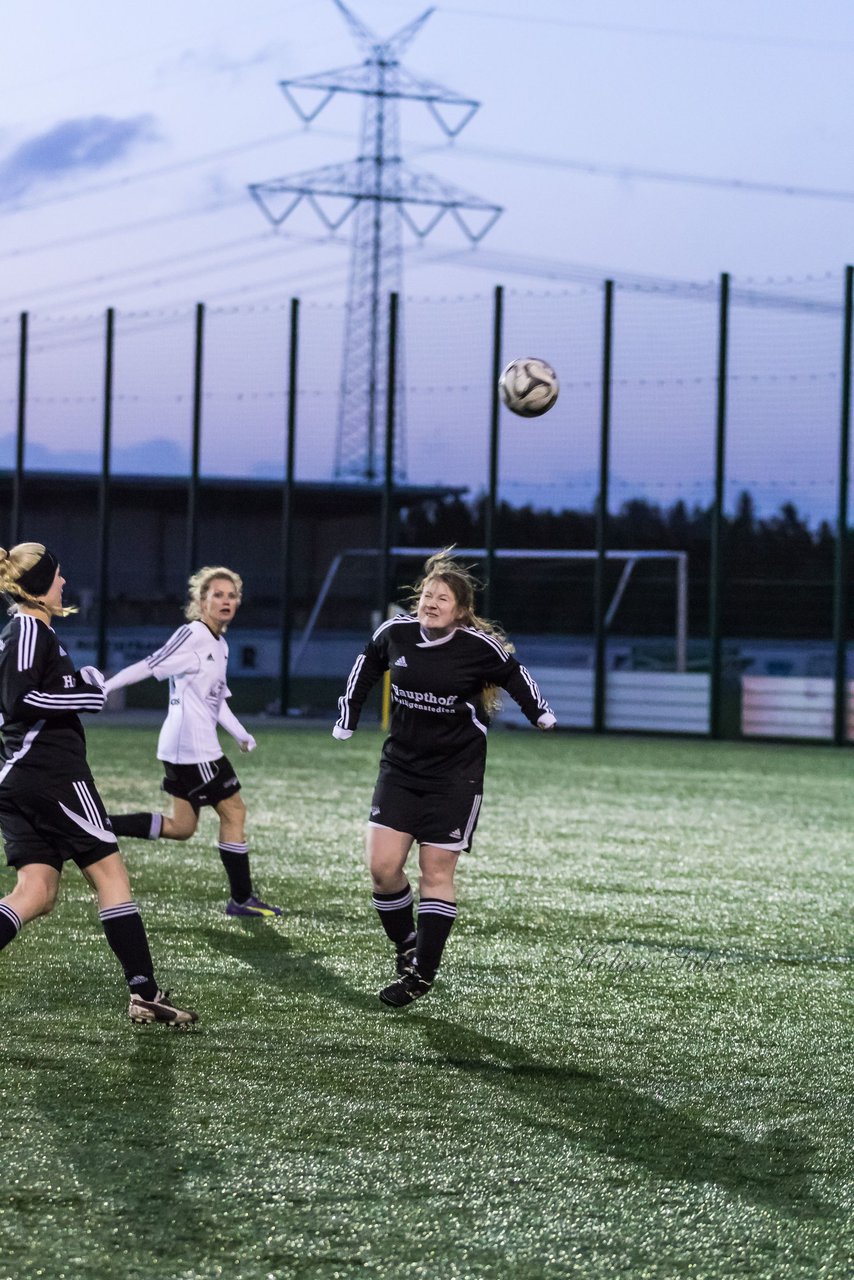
[105,566,281,918]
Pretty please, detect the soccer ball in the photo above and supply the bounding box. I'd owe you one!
[498,357,559,418]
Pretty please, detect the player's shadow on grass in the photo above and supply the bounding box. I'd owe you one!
[200,930,833,1220]
[415,1017,833,1222]
[22,1027,225,1273]
[203,922,379,1012]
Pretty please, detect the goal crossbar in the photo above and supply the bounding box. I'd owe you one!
[292,547,688,674]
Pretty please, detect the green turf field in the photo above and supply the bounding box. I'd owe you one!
[0,726,851,1280]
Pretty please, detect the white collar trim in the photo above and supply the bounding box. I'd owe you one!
[417,626,459,648]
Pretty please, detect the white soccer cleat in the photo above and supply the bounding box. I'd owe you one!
[128,989,199,1028]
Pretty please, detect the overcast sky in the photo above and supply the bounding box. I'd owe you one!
[2,0,854,312]
[1,1,852,520]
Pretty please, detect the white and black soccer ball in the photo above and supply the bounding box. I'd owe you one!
[498,357,559,418]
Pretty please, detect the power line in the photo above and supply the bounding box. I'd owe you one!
[3,1,314,100]
[0,232,347,316]
[417,140,854,204]
[0,248,355,352]
[416,245,843,313]
[0,195,246,263]
[443,7,854,54]
[0,130,355,263]
[0,232,276,308]
[0,125,319,218]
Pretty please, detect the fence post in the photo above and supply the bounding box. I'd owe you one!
[279,297,300,718]
[379,291,399,618]
[833,265,853,745]
[187,301,205,578]
[484,284,503,618]
[11,312,27,545]
[709,272,730,739]
[96,307,115,671]
[593,280,614,733]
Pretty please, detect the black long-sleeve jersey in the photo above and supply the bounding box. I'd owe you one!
[335,614,553,786]
[0,613,106,795]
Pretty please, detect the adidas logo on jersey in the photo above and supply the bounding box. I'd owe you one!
[206,653,215,661]
[393,656,408,667]
[370,806,381,816]
[449,828,462,840]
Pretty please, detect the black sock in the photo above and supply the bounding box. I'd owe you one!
[109,812,163,840]
[372,884,416,951]
[219,842,253,902]
[415,898,457,982]
[99,902,157,1000]
[0,902,23,951]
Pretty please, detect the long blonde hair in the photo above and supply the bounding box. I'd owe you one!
[0,542,76,617]
[410,548,512,714]
[185,565,243,622]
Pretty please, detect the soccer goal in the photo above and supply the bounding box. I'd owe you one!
[291,546,688,675]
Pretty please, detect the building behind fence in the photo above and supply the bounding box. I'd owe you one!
[1,269,852,740]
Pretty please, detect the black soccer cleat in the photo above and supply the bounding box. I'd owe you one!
[379,969,432,1009]
[395,945,416,977]
[128,989,199,1029]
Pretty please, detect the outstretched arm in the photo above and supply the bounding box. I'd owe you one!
[104,658,154,695]
[104,626,201,695]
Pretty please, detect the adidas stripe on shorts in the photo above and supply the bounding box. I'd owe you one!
[369,768,482,853]
[0,779,118,871]
[161,756,240,811]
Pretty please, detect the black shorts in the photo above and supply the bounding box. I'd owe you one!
[369,771,483,853]
[0,779,118,872]
[161,756,240,812]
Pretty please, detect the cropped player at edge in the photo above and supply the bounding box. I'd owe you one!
[104,567,281,919]
[0,543,197,1027]
[334,549,556,1009]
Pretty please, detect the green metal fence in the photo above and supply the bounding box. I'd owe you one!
[2,269,852,738]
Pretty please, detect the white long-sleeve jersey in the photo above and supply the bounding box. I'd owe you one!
[104,621,250,764]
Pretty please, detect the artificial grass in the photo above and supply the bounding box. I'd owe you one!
[0,727,851,1279]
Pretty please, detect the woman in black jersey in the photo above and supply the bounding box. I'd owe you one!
[334,549,556,1008]
[0,542,197,1027]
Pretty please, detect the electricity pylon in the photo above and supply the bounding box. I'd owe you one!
[250,0,502,481]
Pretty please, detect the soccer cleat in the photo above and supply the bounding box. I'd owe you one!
[395,945,416,977]
[379,969,432,1008]
[225,895,283,918]
[128,989,199,1028]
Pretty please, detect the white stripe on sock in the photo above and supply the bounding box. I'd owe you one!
[0,902,23,932]
[418,899,458,919]
[98,901,140,921]
[373,888,414,911]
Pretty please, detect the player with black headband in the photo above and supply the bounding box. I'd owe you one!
[334,549,556,1008]
[104,566,281,918]
[0,542,197,1027]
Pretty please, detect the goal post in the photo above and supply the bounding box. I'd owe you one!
[291,546,689,675]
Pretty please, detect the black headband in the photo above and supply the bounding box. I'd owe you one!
[14,549,59,598]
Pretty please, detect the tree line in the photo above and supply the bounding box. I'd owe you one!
[395,491,840,639]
